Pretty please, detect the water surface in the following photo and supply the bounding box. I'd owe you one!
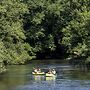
[0,60,90,90]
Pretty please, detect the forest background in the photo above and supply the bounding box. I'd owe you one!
[0,0,90,72]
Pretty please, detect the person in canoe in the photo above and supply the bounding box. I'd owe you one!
[32,67,45,75]
[33,67,38,73]
[47,68,52,74]
[51,69,56,75]
[37,67,41,73]
[47,68,56,74]
[46,68,56,77]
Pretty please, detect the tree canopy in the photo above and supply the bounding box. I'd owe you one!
[0,0,90,67]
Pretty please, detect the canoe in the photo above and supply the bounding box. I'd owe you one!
[46,73,56,77]
[32,72,45,75]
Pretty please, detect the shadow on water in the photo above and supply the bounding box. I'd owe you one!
[0,60,90,90]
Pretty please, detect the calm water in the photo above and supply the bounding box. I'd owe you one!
[0,60,90,90]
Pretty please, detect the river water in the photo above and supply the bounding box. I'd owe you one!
[0,60,90,90]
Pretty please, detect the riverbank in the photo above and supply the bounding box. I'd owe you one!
[0,62,6,74]
[0,68,6,74]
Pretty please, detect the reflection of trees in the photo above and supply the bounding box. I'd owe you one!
[0,65,33,90]
[33,76,45,82]
[69,70,90,80]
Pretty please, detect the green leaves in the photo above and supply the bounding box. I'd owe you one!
[0,0,90,67]
[0,0,28,18]
[0,41,7,62]
[32,12,45,25]
[60,0,90,63]
[0,0,34,65]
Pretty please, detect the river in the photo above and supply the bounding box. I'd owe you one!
[0,60,90,90]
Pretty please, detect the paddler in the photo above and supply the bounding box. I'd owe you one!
[52,69,56,75]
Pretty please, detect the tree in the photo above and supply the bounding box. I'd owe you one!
[0,0,34,64]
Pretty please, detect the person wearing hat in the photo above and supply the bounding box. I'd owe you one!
[52,69,56,75]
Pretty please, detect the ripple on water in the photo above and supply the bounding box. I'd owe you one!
[14,84,90,90]
[1,62,90,90]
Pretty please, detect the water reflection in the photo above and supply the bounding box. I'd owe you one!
[0,60,90,90]
[33,75,45,81]
[46,76,56,81]
[32,75,56,82]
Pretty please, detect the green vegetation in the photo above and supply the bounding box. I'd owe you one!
[0,61,6,73]
[0,0,90,72]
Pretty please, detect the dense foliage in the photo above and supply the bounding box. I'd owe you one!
[0,0,90,69]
